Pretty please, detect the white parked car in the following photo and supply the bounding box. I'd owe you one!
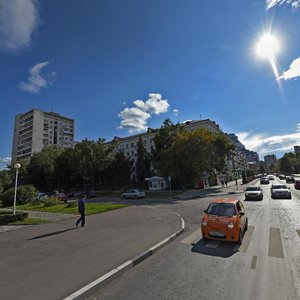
[121,189,145,199]
[36,192,49,201]
[270,184,292,199]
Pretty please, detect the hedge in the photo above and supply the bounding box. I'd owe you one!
[0,211,29,225]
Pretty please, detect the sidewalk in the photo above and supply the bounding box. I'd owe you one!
[0,205,183,300]
[176,179,258,199]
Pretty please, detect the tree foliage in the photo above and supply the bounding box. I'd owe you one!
[152,120,234,187]
[135,137,151,184]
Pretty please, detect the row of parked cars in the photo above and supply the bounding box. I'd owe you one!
[36,191,71,202]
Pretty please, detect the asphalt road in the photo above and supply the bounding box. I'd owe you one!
[87,178,300,300]
[0,206,181,300]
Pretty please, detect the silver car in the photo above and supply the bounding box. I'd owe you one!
[245,186,263,201]
[270,184,292,199]
[121,189,146,199]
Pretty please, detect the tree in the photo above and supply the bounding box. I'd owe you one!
[101,151,132,188]
[26,147,64,191]
[135,137,151,185]
[0,170,12,193]
[152,119,183,178]
[153,126,234,188]
[279,153,294,174]
[71,139,115,190]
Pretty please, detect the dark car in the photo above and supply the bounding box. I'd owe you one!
[294,180,300,190]
[244,186,263,201]
[55,192,68,202]
[285,176,295,183]
[270,184,292,199]
[260,177,269,184]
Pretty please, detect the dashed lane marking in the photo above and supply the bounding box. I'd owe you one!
[181,228,202,244]
[204,240,220,248]
[251,255,258,270]
[268,227,284,259]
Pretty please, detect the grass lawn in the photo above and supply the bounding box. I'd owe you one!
[16,202,128,215]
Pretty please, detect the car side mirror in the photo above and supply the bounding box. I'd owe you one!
[239,211,245,216]
[204,209,208,213]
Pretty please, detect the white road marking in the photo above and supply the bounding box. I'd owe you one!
[181,228,202,244]
[204,240,220,248]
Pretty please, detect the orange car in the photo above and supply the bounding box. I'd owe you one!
[201,198,248,242]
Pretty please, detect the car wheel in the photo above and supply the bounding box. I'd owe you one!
[245,218,248,231]
[134,195,138,199]
[238,229,243,243]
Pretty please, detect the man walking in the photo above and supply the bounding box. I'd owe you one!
[76,194,86,227]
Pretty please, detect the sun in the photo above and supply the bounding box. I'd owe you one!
[256,33,280,61]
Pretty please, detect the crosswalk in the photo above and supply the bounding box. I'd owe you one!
[180,225,299,259]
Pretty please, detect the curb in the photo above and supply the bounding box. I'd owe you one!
[63,218,185,300]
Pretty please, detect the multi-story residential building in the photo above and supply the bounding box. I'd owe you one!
[264,154,277,172]
[294,145,300,153]
[111,119,228,182]
[226,133,259,174]
[11,109,74,164]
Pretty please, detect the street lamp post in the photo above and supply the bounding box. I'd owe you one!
[13,162,21,215]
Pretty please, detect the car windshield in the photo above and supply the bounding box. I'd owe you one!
[273,185,287,189]
[246,187,260,191]
[206,203,237,217]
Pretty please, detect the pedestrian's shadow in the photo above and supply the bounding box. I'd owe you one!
[28,228,78,240]
[191,238,240,258]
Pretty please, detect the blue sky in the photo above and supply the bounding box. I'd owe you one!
[1,0,300,169]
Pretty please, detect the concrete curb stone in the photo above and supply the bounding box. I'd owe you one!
[63,217,185,300]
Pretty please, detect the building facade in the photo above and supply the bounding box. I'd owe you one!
[111,119,228,183]
[264,154,277,172]
[294,145,300,153]
[12,109,74,164]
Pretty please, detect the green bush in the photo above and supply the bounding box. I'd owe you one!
[0,185,37,207]
[44,196,60,207]
[0,211,28,225]
[66,201,77,208]
[17,185,37,204]
[0,187,15,207]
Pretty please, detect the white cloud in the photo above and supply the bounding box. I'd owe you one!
[19,61,56,93]
[266,0,300,9]
[173,109,179,116]
[279,57,300,80]
[0,157,11,164]
[237,125,300,157]
[118,108,151,132]
[0,0,40,52]
[133,94,169,115]
[118,93,169,132]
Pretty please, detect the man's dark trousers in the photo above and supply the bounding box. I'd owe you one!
[76,212,85,227]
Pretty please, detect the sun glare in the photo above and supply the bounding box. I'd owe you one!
[256,33,279,60]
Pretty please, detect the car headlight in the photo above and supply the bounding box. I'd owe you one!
[227,223,235,229]
[202,220,207,226]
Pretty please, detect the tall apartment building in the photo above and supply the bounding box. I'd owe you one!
[111,119,226,179]
[294,145,300,153]
[264,154,277,171]
[11,109,74,164]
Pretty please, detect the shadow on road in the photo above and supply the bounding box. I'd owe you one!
[191,238,240,258]
[28,228,78,240]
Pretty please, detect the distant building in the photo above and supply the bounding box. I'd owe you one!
[264,154,277,171]
[294,146,300,153]
[112,119,226,181]
[11,109,74,164]
[226,133,259,175]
